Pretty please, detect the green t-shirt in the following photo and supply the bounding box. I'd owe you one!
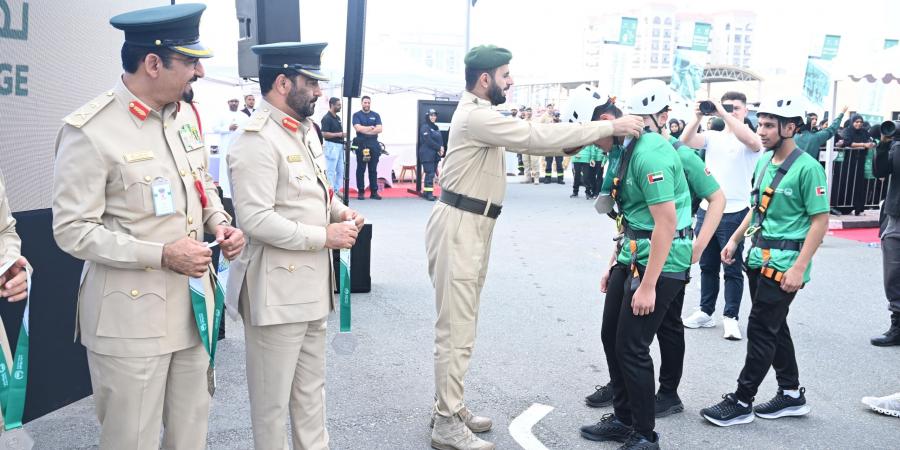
[745,150,830,282]
[616,133,693,273]
[572,145,594,163]
[668,136,720,202]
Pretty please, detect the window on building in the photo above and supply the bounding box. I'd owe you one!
[662,55,670,64]
[744,34,752,44]
[663,42,670,51]
[725,23,731,31]
[652,40,659,50]
[665,17,672,25]
[653,16,661,24]
[735,35,742,43]
[653,29,660,37]
[651,54,659,63]
[664,29,672,39]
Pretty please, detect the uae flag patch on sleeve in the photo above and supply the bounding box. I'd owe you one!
[647,171,665,184]
[816,186,826,196]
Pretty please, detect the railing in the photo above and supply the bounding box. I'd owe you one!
[819,147,889,212]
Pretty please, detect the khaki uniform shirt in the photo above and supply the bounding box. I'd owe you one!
[440,91,613,206]
[225,99,348,327]
[52,79,230,358]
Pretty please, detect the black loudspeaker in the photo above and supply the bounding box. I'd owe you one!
[332,223,372,293]
[236,0,302,79]
[342,0,367,98]
[0,209,92,422]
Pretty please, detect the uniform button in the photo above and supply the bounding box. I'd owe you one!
[164,124,168,129]
[288,265,296,272]
[263,108,269,113]
[188,217,194,224]
[90,103,98,109]
[144,176,152,182]
[106,91,114,96]
[129,102,135,107]
[180,170,187,177]
[130,290,139,297]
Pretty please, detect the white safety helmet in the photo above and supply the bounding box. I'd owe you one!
[756,97,805,122]
[625,79,671,115]
[560,84,612,124]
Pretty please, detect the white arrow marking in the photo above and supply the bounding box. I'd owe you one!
[509,403,554,450]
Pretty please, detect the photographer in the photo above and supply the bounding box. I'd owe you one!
[679,92,762,340]
[870,122,900,346]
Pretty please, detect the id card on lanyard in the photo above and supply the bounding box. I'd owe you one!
[0,259,33,449]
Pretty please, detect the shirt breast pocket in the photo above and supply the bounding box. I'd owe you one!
[286,165,306,200]
[119,164,155,212]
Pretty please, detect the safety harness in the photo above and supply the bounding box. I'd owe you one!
[744,148,805,282]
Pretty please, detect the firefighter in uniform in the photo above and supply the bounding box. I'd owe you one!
[700,97,829,427]
[425,45,643,450]
[52,4,245,449]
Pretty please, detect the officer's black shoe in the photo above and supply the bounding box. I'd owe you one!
[754,387,810,419]
[424,192,436,201]
[579,413,632,442]
[556,176,565,185]
[370,193,383,200]
[542,176,551,184]
[570,193,579,198]
[700,393,754,427]
[871,313,900,346]
[357,194,365,200]
[655,391,684,418]
[618,431,660,450]
[585,383,614,408]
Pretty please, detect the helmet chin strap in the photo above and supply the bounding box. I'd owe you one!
[771,119,795,152]
[648,114,663,133]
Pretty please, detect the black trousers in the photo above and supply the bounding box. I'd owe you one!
[734,268,799,403]
[882,223,900,312]
[602,264,684,437]
[572,162,589,195]
[656,284,685,395]
[422,161,437,191]
[355,150,380,194]
[544,156,564,176]
[590,165,604,196]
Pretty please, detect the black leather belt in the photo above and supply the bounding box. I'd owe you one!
[624,224,693,240]
[753,236,804,252]
[440,189,502,219]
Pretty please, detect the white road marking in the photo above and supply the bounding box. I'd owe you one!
[509,403,554,450]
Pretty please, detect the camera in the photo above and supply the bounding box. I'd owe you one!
[699,101,733,115]
[881,120,900,138]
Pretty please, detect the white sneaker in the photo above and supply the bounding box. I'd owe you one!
[683,310,715,329]
[861,392,900,418]
[723,316,742,340]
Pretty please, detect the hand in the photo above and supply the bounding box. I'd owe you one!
[439,147,445,157]
[841,105,849,114]
[215,224,245,260]
[836,140,845,147]
[631,283,656,316]
[693,102,704,119]
[721,240,738,265]
[600,270,610,293]
[0,257,29,302]
[610,115,644,138]
[162,237,212,278]
[325,222,358,249]
[867,142,876,149]
[691,241,704,264]
[229,124,238,132]
[340,209,366,231]
[780,265,804,293]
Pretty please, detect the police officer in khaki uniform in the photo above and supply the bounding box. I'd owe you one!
[0,174,32,433]
[52,5,245,449]
[426,45,643,450]
[225,42,364,450]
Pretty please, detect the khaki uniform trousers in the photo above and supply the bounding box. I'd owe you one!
[242,294,329,450]
[86,343,210,450]
[426,203,495,416]
[526,155,543,182]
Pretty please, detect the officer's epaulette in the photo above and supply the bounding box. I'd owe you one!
[63,90,117,128]
[242,109,271,132]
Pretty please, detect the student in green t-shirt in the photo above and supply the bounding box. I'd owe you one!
[701,97,829,428]
[579,80,694,450]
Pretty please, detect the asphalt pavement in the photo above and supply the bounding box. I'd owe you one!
[27,178,900,449]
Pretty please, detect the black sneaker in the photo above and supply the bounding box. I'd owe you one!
[618,431,660,449]
[570,193,579,198]
[655,391,684,418]
[754,388,810,419]
[585,383,614,408]
[579,413,632,442]
[357,194,365,200]
[700,393,754,427]
[370,193,383,200]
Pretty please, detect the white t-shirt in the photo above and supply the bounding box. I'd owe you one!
[700,130,762,213]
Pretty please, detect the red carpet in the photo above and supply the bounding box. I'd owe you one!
[344,181,440,199]
[827,227,880,243]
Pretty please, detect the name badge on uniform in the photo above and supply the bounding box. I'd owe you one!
[178,124,204,152]
[151,177,175,216]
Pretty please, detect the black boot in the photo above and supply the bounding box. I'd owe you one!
[557,176,565,185]
[424,192,435,201]
[542,175,551,184]
[871,312,900,346]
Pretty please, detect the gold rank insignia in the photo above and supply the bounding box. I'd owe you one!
[287,154,303,163]
[281,117,299,133]
[124,150,155,163]
[128,100,150,121]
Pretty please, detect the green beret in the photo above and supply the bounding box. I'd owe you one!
[464,45,512,70]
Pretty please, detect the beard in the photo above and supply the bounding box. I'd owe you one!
[487,78,506,106]
[182,86,194,103]
[286,83,316,118]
